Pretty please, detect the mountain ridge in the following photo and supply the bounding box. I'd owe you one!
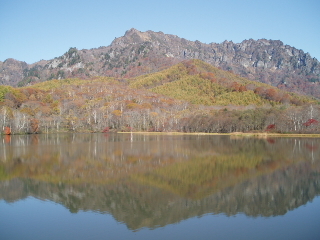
[1,28,319,98]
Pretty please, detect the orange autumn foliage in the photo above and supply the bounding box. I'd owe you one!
[4,126,11,135]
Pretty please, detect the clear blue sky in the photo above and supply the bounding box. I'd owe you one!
[1,0,319,64]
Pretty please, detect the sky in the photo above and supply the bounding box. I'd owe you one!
[1,0,319,64]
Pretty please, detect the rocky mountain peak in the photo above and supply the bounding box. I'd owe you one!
[0,58,28,85]
[112,28,152,46]
[1,29,320,98]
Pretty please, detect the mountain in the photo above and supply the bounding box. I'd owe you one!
[1,28,320,99]
[0,58,28,86]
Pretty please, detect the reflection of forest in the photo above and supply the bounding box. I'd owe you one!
[1,133,320,230]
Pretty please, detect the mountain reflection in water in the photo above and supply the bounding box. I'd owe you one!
[1,133,320,230]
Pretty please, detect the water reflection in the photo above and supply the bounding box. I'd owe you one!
[1,133,320,230]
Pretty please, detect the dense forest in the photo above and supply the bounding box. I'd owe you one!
[0,60,319,134]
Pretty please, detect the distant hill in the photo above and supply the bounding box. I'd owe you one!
[0,29,319,98]
[129,59,314,106]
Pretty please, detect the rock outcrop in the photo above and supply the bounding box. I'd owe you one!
[1,28,320,98]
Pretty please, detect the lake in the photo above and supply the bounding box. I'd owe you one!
[1,133,320,240]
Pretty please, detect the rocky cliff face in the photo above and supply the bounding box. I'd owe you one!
[1,28,320,98]
[0,58,28,86]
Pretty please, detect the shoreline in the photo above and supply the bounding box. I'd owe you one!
[2,131,320,138]
[118,132,320,137]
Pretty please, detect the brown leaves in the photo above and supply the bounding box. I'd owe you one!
[30,119,39,133]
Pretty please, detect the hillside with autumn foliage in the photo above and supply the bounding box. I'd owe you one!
[130,59,314,106]
[1,29,320,99]
[0,59,319,134]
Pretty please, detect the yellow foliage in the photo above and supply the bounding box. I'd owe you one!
[28,77,117,91]
[131,150,282,199]
[151,75,224,105]
[215,90,267,106]
[126,102,141,109]
[130,63,188,89]
[127,59,312,106]
[112,110,122,116]
[141,102,152,109]
[0,85,27,103]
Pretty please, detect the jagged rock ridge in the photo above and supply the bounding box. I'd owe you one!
[1,28,320,98]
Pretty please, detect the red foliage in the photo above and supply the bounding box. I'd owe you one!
[231,82,240,92]
[303,119,319,127]
[239,85,247,92]
[266,124,276,131]
[4,126,11,135]
[265,88,278,100]
[254,87,265,95]
[102,127,110,133]
[305,143,318,151]
[199,72,217,82]
[267,138,276,144]
[4,135,11,143]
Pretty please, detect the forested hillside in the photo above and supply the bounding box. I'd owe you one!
[0,60,319,134]
[1,29,320,98]
[130,60,313,106]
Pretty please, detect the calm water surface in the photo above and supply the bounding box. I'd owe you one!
[1,133,320,240]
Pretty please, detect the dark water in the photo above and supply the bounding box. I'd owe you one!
[1,133,320,240]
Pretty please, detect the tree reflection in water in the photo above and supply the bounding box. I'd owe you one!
[0,133,320,230]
